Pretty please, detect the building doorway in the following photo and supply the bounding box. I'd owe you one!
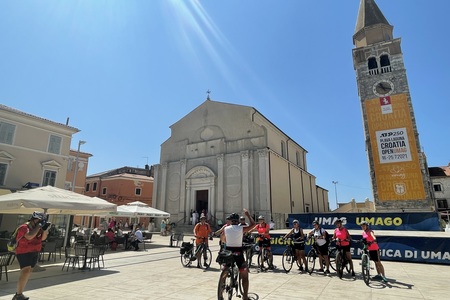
[196,190,208,215]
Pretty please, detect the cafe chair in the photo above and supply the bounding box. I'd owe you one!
[0,252,14,281]
[61,246,79,271]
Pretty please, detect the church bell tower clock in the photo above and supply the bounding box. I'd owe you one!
[352,0,433,212]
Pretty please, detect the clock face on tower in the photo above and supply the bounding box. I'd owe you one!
[373,80,394,97]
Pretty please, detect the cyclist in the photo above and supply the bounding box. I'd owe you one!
[192,214,212,267]
[360,220,387,282]
[333,219,355,276]
[250,215,274,269]
[223,209,255,300]
[283,219,307,271]
[308,220,330,274]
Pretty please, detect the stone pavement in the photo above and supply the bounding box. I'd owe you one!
[0,233,448,300]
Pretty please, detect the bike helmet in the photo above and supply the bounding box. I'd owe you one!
[312,220,319,226]
[228,213,240,221]
[31,211,45,220]
[360,221,369,226]
[335,219,343,224]
[292,219,299,224]
[258,215,265,220]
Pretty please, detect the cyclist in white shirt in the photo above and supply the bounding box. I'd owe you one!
[223,209,255,300]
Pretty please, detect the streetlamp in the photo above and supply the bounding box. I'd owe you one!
[332,181,338,209]
[72,140,86,192]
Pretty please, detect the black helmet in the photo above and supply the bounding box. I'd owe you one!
[335,219,343,224]
[228,213,240,221]
[312,220,319,225]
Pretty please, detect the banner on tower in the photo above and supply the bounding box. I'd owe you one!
[365,93,426,201]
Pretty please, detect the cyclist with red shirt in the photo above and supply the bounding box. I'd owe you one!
[360,220,387,282]
[250,215,273,269]
[333,219,355,276]
[13,211,50,300]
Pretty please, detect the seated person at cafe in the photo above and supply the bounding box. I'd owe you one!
[90,231,100,243]
[130,226,144,251]
[48,224,59,237]
[105,228,116,243]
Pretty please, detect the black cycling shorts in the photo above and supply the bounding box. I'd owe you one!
[226,246,247,270]
[369,249,381,262]
[293,242,305,251]
[316,243,329,256]
[16,251,39,269]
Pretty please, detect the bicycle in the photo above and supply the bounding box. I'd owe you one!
[217,250,243,300]
[242,233,256,268]
[180,237,212,269]
[357,238,374,285]
[282,237,304,273]
[333,238,351,278]
[256,234,273,271]
[306,236,331,274]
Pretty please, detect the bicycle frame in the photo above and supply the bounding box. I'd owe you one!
[217,251,242,300]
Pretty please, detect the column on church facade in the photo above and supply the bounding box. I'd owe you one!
[216,154,224,221]
[160,163,168,211]
[179,159,187,222]
[241,150,250,210]
[258,149,270,212]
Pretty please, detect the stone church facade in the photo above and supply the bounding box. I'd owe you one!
[152,100,329,225]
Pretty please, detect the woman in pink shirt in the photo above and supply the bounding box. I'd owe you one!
[333,219,355,276]
[360,221,387,282]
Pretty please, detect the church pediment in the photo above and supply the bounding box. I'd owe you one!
[185,166,215,179]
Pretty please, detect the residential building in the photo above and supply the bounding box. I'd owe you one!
[429,164,450,215]
[84,166,154,206]
[152,99,329,227]
[0,104,80,232]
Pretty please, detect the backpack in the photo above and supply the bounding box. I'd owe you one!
[6,224,24,253]
[321,228,332,245]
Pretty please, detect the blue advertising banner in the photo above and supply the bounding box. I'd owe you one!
[287,212,440,231]
[267,233,450,265]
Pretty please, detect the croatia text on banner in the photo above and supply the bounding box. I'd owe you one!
[268,234,450,265]
[287,212,440,231]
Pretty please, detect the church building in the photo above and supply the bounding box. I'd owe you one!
[152,99,329,226]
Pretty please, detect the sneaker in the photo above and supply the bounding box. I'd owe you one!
[318,268,324,272]
[299,265,303,271]
[12,293,29,300]
[325,269,330,274]
[382,276,388,283]
[351,271,356,277]
[190,257,197,261]
[372,274,382,280]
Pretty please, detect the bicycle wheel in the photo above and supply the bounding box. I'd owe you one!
[336,251,343,279]
[328,247,337,271]
[180,249,192,267]
[217,268,233,300]
[361,254,370,285]
[238,272,244,296]
[258,248,266,271]
[306,249,316,275]
[282,249,294,273]
[200,247,212,269]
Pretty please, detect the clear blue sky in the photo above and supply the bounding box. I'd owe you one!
[1,1,449,210]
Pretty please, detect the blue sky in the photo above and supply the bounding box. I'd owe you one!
[1,1,449,210]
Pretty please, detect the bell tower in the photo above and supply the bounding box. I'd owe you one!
[352,0,433,211]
